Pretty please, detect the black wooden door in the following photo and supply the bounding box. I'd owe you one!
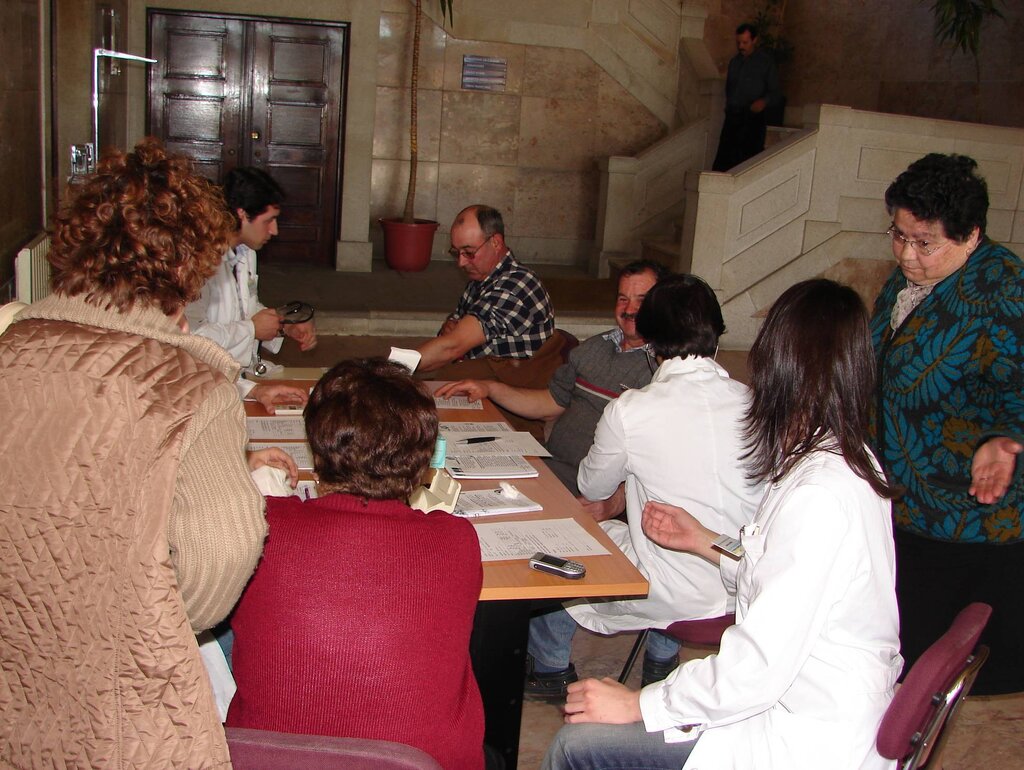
[147,11,346,266]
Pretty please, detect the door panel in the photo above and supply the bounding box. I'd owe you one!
[148,14,243,184]
[250,21,343,264]
[147,12,345,266]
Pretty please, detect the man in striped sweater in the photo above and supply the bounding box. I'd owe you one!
[435,260,667,512]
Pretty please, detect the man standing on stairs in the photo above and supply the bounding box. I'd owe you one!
[712,23,781,172]
[435,259,667,507]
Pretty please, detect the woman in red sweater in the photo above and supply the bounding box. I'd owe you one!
[227,359,484,770]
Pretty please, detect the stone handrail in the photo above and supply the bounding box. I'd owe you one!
[599,103,1024,347]
[592,116,714,276]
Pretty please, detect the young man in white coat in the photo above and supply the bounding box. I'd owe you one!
[185,168,314,412]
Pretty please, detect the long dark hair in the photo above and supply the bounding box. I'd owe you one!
[743,279,895,498]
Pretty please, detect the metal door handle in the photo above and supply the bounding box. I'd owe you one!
[250,130,261,141]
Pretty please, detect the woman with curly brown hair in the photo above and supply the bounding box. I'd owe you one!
[0,138,267,768]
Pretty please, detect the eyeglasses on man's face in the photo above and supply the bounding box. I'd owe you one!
[886,223,949,257]
[448,234,494,260]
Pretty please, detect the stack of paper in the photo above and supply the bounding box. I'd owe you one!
[439,421,549,479]
[445,455,539,479]
[247,441,314,471]
[453,485,543,518]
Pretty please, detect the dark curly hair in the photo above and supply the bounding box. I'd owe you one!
[744,279,895,498]
[635,273,724,359]
[223,167,285,226]
[884,153,988,242]
[49,137,234,315]
[306,359,438,501]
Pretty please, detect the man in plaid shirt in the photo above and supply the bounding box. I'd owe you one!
[417,204,555,373]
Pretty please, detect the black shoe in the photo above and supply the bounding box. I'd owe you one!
[641,655,678,687]
[525,662,578,701]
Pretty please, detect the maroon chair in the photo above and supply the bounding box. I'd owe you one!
[226,727,443,770]
[876,602,992,770]
[618,613,736,684]
[556,328,580,364]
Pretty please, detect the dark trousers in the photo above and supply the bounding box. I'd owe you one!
[712,109,767,171]
[895,528,1024,695]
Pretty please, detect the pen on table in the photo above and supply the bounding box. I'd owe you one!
[457,436,499,445]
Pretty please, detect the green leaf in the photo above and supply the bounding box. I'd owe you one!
[436,0,455,27]
[929,0,1005,58]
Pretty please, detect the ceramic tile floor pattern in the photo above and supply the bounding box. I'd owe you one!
[272,330,1024,770]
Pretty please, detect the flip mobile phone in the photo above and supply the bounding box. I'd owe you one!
[528,552,586,580]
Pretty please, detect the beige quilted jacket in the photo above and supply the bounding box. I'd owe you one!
[0,295,266,769]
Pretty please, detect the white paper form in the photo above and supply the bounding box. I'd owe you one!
[453,486,542,517]
[445,431,551,458]
[434,394,484,410]
[439,421,512,433]
[445,455,539,479]
[424,381,486,410]
[246,416,306,441]
[472,518,611,561]
[247,441,314,471]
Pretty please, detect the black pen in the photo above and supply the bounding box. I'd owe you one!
[457,436,499,445]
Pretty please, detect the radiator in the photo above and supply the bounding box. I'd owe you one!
[15,233,52,303]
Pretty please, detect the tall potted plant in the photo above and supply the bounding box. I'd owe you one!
[380,0,455,271]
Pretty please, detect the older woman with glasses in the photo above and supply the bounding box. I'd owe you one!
[871,153,1023,695]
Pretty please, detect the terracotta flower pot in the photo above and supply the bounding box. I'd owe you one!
[379,218,439,272]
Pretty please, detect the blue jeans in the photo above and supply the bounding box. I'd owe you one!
[213,618,234,670]
[528,606,681,673]
[541,722,697,770]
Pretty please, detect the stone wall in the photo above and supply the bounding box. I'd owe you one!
[783,0,1023,128]
[0,0,45,290]
[372,2,667,266]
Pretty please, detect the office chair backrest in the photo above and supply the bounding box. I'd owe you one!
[226,726,443,770]
[556,328,580,364]
[876,602,992,769]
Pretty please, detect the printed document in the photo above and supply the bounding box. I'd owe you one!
[472,518,611,561]
[247,441,314,471]
[446,455,538,479]
[246,416,306,441]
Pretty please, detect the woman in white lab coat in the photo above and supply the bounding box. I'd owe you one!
[542,279,903,770]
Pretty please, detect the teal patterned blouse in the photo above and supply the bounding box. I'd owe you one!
[870,239,1024,544]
